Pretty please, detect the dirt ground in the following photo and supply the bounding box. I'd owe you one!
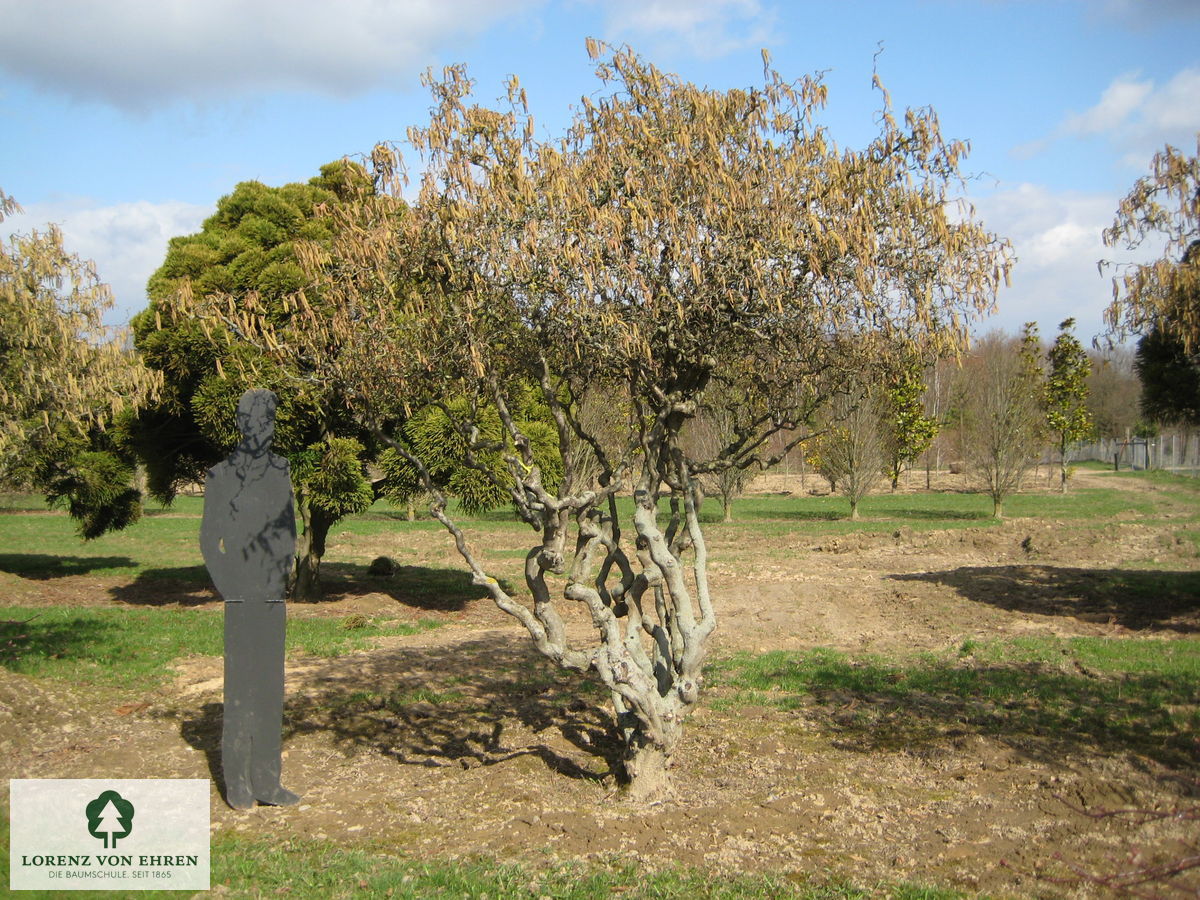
[2,469,1198,897]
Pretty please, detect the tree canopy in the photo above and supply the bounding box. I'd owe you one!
[1135,326,1200,428]
[129,161,379,597]
[1085,347,1141,441]
[1103,136,1200,350]
[183,42,1013,798]
[0,191,159,535]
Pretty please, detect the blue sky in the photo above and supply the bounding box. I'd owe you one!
[2,0,1198,344]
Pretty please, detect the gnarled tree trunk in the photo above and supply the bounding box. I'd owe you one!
[378,383,717,802]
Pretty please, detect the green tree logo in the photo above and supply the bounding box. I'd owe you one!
[86,790,134,849]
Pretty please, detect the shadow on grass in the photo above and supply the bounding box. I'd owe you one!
[359,507,523,526]
[315,563,495,611]
[882,507,991,521]
[0,613,120,672]
[734,507,845,522]
[0,553,138,578]
[726,503,990,524]
[180,632,619,795]
[712,649,1200,770]
[106,563,494,612]
[892,565,1200,632]
[106,566,218,606]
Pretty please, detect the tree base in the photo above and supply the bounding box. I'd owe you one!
[622,744,673,803]
[290,565,324,603]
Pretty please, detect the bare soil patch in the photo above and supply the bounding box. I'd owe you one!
[2,469,1198,897]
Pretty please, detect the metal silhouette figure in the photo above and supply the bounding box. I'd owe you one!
[200,389,300,809]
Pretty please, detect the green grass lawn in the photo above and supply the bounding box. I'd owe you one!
[0,605,441,690]
[2,472,1191,582]
[1109,467,1200,492]
[712,483,1166,537]
[2,469,1196,699]
[708,636,1200,768]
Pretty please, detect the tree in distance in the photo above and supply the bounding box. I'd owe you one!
[957,326,1045,518]
[190,42,1013,799]
[1043,318,1092,492]
[807,382,886,520]
[682,379,777,522]
[880,348,939,491]
[915,356,956,489]
[1085,346,1142,442]
[0,190,159,537]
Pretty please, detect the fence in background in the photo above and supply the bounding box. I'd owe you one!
[1074,432,1200,475]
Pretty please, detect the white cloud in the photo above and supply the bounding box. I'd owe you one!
[968,182,1162,342]
[0,0,538,110]
[1,198,211,325]
[1024,67,1200,168]
[1059,73,1152,137]
[590,0,777,59]
[1128,68,1200,162]
[1025,220,1094,268]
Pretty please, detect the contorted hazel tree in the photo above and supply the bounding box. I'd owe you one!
[211,43,1012,799]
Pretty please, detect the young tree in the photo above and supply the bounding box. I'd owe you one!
[1102,136,1200,350]
[958,327,1045,517]
[0,192,158,535]
[880,351,939,491]
[920,356,957,488]
[193,43,1012,798]
[683,383,766,522]
[809,387,885,519]
[1044,318,1093,491]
